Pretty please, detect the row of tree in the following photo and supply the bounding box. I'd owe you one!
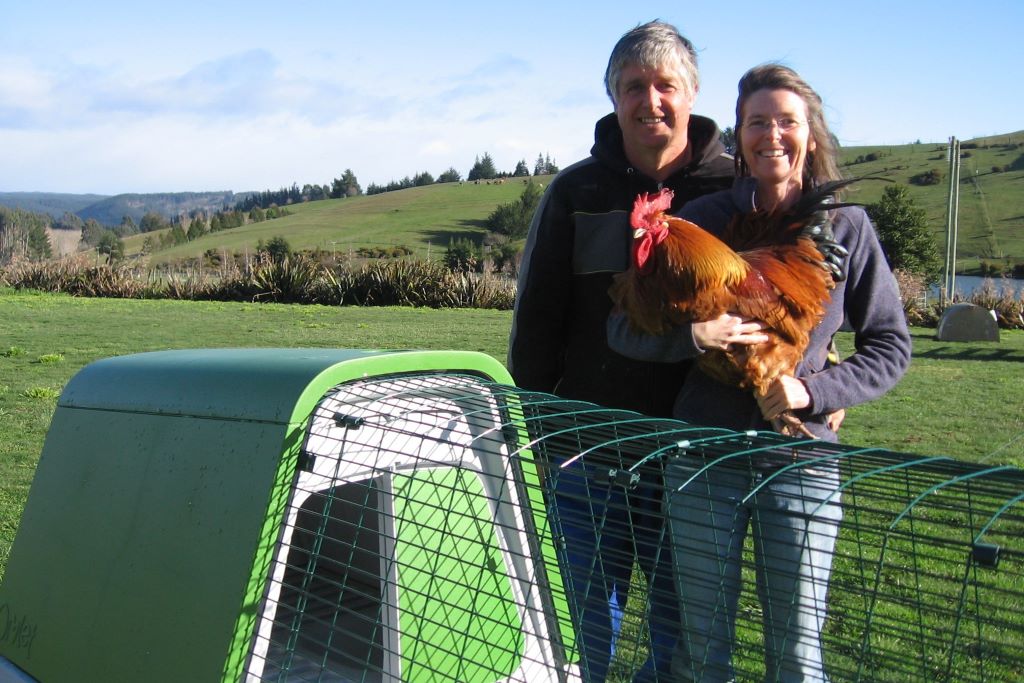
[364,153,559,196]
[0,206,52,262]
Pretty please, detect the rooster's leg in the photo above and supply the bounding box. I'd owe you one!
[771,410,818,439]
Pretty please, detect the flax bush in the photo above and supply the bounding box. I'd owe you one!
[7,256,1022,324]
[1,255,517,310]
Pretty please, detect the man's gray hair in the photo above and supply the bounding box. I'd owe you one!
[604,20,699,106]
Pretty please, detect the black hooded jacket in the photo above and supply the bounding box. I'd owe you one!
[508,113,734,417]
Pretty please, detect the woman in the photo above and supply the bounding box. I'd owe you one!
[607,63,911,681]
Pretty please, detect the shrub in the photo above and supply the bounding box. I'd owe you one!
[963,279,1024,330]
[444,238,480,273]
[489,242,522,274]
[891,268,936,327]
[979,260,1005,277]
[909,169,943,186]
[355,245,414,259]
[258,236,292,264]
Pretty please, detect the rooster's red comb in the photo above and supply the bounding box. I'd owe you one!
[630,188,674,230]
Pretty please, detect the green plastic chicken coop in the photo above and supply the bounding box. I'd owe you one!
[0,348,576,683]
[3,347,1024,683]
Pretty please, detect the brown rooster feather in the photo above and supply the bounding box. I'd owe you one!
[609,182,854,437]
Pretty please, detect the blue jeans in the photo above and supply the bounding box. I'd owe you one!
[666,458,842,683]
[548,455,679,682]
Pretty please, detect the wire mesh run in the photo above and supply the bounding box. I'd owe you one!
[244,372,1024,683]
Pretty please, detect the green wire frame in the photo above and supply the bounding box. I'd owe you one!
[244,372,1023,683]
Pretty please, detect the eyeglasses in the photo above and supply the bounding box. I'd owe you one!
[742,117,807,133]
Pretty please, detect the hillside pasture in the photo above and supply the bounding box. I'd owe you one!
[838,132,1024,272]
[129,178,547,264]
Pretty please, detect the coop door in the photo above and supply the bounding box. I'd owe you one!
[245,374,541,683]
[248,475,398,682]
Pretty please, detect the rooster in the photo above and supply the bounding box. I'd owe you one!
[609,182,853,437]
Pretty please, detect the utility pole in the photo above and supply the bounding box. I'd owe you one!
[942,136,961,306]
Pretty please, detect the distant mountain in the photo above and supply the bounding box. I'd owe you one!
[76,191,244,226]
[0,192,110,218]
[0,190,252,226]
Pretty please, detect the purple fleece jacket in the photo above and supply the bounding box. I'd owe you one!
[607,177,912,442]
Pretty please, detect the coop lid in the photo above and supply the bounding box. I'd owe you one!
[56,348,513,423]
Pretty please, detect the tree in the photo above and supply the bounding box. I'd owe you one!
[413,171,435,186]
[166,224,187,246]
[513,159,530,177]
[720,126,737,155]
[80,219,104,248]
[115,215,138,237]
[486,180,544,239]
[140,212,167,233]
[866,184,942,285]
[468,153,497,181]
[96,230,125,262]
[55,211,83,232]
[27,224,52,261]
[331,169,362,198]
[248,206,267,223]
[187,217,208,241]
[533,154,546,176]
[437,167,462,184]
[533,153,559,176]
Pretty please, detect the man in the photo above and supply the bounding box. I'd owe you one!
[508,21,734,683]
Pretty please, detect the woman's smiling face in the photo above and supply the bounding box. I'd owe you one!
[739,88,816,197]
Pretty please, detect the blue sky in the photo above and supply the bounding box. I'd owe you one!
[0,0,1019,195]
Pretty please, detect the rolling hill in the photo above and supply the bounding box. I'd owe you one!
[0,190,246,225]
[0,191,109,218]
[835,132,1024,272]
[131,179,543,264]
[76,191,245,226]
[135,131,1024,275]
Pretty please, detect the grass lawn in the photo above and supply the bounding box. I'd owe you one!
[2,289,1023,681]
[0,290,513,576]
[3,289,1023,578]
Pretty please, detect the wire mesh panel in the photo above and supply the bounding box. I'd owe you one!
[245,374,573,683]
[244,374,1024,683]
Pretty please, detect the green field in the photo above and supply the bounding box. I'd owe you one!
[3,289,1023,582]
[1,289,1022,683]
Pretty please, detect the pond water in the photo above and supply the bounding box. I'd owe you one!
[929,275,1024,300]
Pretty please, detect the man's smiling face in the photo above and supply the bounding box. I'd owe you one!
[614,62,694,163]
